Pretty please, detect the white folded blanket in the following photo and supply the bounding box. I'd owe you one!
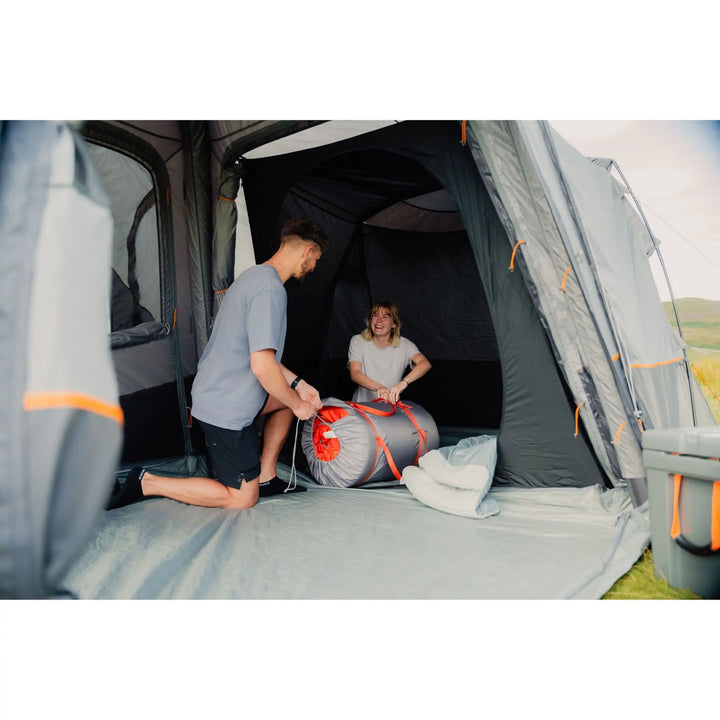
[401,435,500,519]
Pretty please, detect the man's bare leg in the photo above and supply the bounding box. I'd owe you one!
[140,472,259,509]
[256,396,306,495]
[258,397,295,482]
[108,396,303,510]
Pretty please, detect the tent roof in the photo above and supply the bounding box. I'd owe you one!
[365,189,465,232]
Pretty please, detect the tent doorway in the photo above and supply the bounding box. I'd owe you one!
[274,148,503,431]
[241,121,607,488]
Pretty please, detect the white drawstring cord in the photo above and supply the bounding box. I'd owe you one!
[284,412,322,493]
[284,418,300,492]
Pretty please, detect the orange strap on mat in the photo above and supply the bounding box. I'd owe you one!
[347,401,403,482]
[671,473,720,554]
[397,401,429,466]
[348,399,396,418]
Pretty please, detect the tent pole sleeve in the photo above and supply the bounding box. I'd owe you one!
[181,121,214,355]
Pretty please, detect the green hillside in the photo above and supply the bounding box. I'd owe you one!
[663,297,720,351]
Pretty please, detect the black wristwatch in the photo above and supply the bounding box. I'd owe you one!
[290,376,302,390]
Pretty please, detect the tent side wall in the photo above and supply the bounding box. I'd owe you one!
[0,122,122,598]
[545,126,715,430]
[430,124,607,488]
[81,122,199,463]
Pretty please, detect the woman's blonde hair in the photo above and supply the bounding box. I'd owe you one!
[360,300,402,348]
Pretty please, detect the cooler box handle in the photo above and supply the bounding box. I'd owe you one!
[671,473,720,556]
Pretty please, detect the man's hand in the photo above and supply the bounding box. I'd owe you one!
[292,398,317,420]
[295,379,323,412]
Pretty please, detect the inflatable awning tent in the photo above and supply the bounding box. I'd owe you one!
[1,119,714,598]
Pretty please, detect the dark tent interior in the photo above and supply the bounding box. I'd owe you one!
[237,121,607,488]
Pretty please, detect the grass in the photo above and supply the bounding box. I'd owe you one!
[663,297,720,351]
[601,299,720,600]
[602,548,702,600]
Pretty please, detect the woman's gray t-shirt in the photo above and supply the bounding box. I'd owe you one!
[191,265,287,430]
[348,334,420,402]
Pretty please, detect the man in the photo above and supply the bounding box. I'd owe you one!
[108,217,329,510]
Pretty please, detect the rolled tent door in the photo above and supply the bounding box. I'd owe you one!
[0,121,122,598]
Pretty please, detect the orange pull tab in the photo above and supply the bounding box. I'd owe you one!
[561,266,572,293]
[712,481,720,551]
[509,240,525,271]
[461,120,467,145]
[671,473,720,553]
[671,473,682,539]
[612,422,627,446]
[574,403,582,438]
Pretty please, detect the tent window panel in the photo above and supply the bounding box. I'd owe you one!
[86,143,161,333]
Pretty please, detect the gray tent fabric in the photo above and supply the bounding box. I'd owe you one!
[0,121,122,598]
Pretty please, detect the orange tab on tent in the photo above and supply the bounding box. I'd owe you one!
[461,120,467,146]
[630,357,684,369]
[560,266,572,292]
[612,422,627,446]
[574,403,582,438]
[509,240,525,271]
[24,391,124,426]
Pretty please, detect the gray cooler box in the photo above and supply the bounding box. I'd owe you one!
[642,427,720,598]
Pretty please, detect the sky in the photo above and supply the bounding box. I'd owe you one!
[549,120,720,302]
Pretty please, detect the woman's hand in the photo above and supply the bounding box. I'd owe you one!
[387,379,409,403]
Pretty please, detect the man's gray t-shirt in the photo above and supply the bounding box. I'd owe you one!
[191,264,286,430]
[348,334,420,402]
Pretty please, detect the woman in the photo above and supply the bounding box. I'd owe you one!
[348,300,431,404]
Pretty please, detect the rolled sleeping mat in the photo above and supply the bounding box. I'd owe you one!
[301,398,439,488]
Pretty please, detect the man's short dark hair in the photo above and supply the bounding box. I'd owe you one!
[280,217,330,252]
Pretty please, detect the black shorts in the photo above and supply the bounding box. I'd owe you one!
[197,419,261,489]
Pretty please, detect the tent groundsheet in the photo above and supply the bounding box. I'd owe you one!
[59,466,650,600]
